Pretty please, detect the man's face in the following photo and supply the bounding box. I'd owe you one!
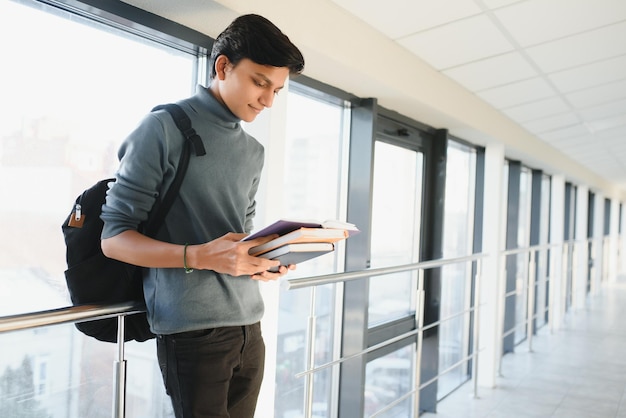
[218,57,290,122]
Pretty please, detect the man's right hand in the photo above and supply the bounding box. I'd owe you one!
[186,232,282,277]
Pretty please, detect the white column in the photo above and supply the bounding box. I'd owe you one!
[549,175,565,329]
[477,143,504,388]
[573,185,589,310]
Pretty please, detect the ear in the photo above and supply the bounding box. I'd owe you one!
[215,55,231,81]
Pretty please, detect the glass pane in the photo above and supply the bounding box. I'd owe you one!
[364,345,414,417]
[0,0,195,316]
[274,90,348,418]
[0,1,197,417]
[0,325,172,418]
[369,142,423,326]
[438,141,476,399]
[535,174,551,329]
[565,186,577,309]
[514,168,532,345]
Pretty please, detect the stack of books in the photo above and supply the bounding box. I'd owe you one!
[246,219,359,271]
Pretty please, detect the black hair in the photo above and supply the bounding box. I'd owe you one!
[209,14,305,80]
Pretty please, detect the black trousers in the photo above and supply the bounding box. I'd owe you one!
[157,322,265,418]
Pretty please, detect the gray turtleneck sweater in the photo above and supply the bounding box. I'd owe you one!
[101,85,265,335]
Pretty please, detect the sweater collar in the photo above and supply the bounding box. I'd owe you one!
[195,85,240,128]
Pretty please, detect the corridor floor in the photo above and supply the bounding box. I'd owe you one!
[422,277,626,418]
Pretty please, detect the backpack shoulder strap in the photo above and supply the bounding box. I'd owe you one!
[144,103,205,235]
[152,103,206,157]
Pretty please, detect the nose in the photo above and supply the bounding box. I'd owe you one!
[259,90,275,108]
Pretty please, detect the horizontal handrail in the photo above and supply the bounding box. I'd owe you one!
[0,302,145,334]
[285,236,600,291]
[0,238,604,333]
[500,238,599,257]
[284,252,488,290]
[0,254,487,333]
[294,300,486,379]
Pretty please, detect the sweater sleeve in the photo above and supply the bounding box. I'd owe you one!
[244,144,264,233]
[101,113,174,239]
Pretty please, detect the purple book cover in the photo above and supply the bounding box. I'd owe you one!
[244,219,359,242]
[244,220,324,241]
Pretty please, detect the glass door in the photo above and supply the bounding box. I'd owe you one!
[364,136,425,417]
[368,140,423,326]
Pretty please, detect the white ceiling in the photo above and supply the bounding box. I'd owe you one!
[331,0,626,186]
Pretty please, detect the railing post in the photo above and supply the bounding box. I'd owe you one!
[604,237,610,282]
[413,269,425,417]
[569,241,576,309]
[527,251,536,352]
[562,243,568,319]
[497,259,507,377]
[472,260,482,399]
[112,315,127,418]
[303,288,317,418]
[548,259,555,334]
[589,238,596,295]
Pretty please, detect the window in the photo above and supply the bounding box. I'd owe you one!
[513,167,532,344]
[364,344,414,417]
[535,174,551,328]
[274,86,350,418]
[438,140,477,399]
[0,0,197,315]
[0,1,200,417]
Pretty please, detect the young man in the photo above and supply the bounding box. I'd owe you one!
[100,14,304,418]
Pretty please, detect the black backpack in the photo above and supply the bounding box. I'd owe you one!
[61,103,206,343]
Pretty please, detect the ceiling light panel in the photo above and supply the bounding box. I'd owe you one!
[477,77,555,109]
[492,0,626,47]
[481,0,521,10]
[397,14,513,69]
[502,97,571,123]
[522,112,581,135]
[443,51,537,91]
[579,99,626,121]
[538,124,590,142]
[548,55,626,93]
[565,79,626,109]
[526,22,626,73]
[330,0,481,39]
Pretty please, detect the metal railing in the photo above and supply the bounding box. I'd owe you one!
[0,302,144,418]
[0,255,488,418]
[0,235,613,418]
[287,237,610,417]
[497,237,606,376]
[284,253,488,418]
[0,302,143,333]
